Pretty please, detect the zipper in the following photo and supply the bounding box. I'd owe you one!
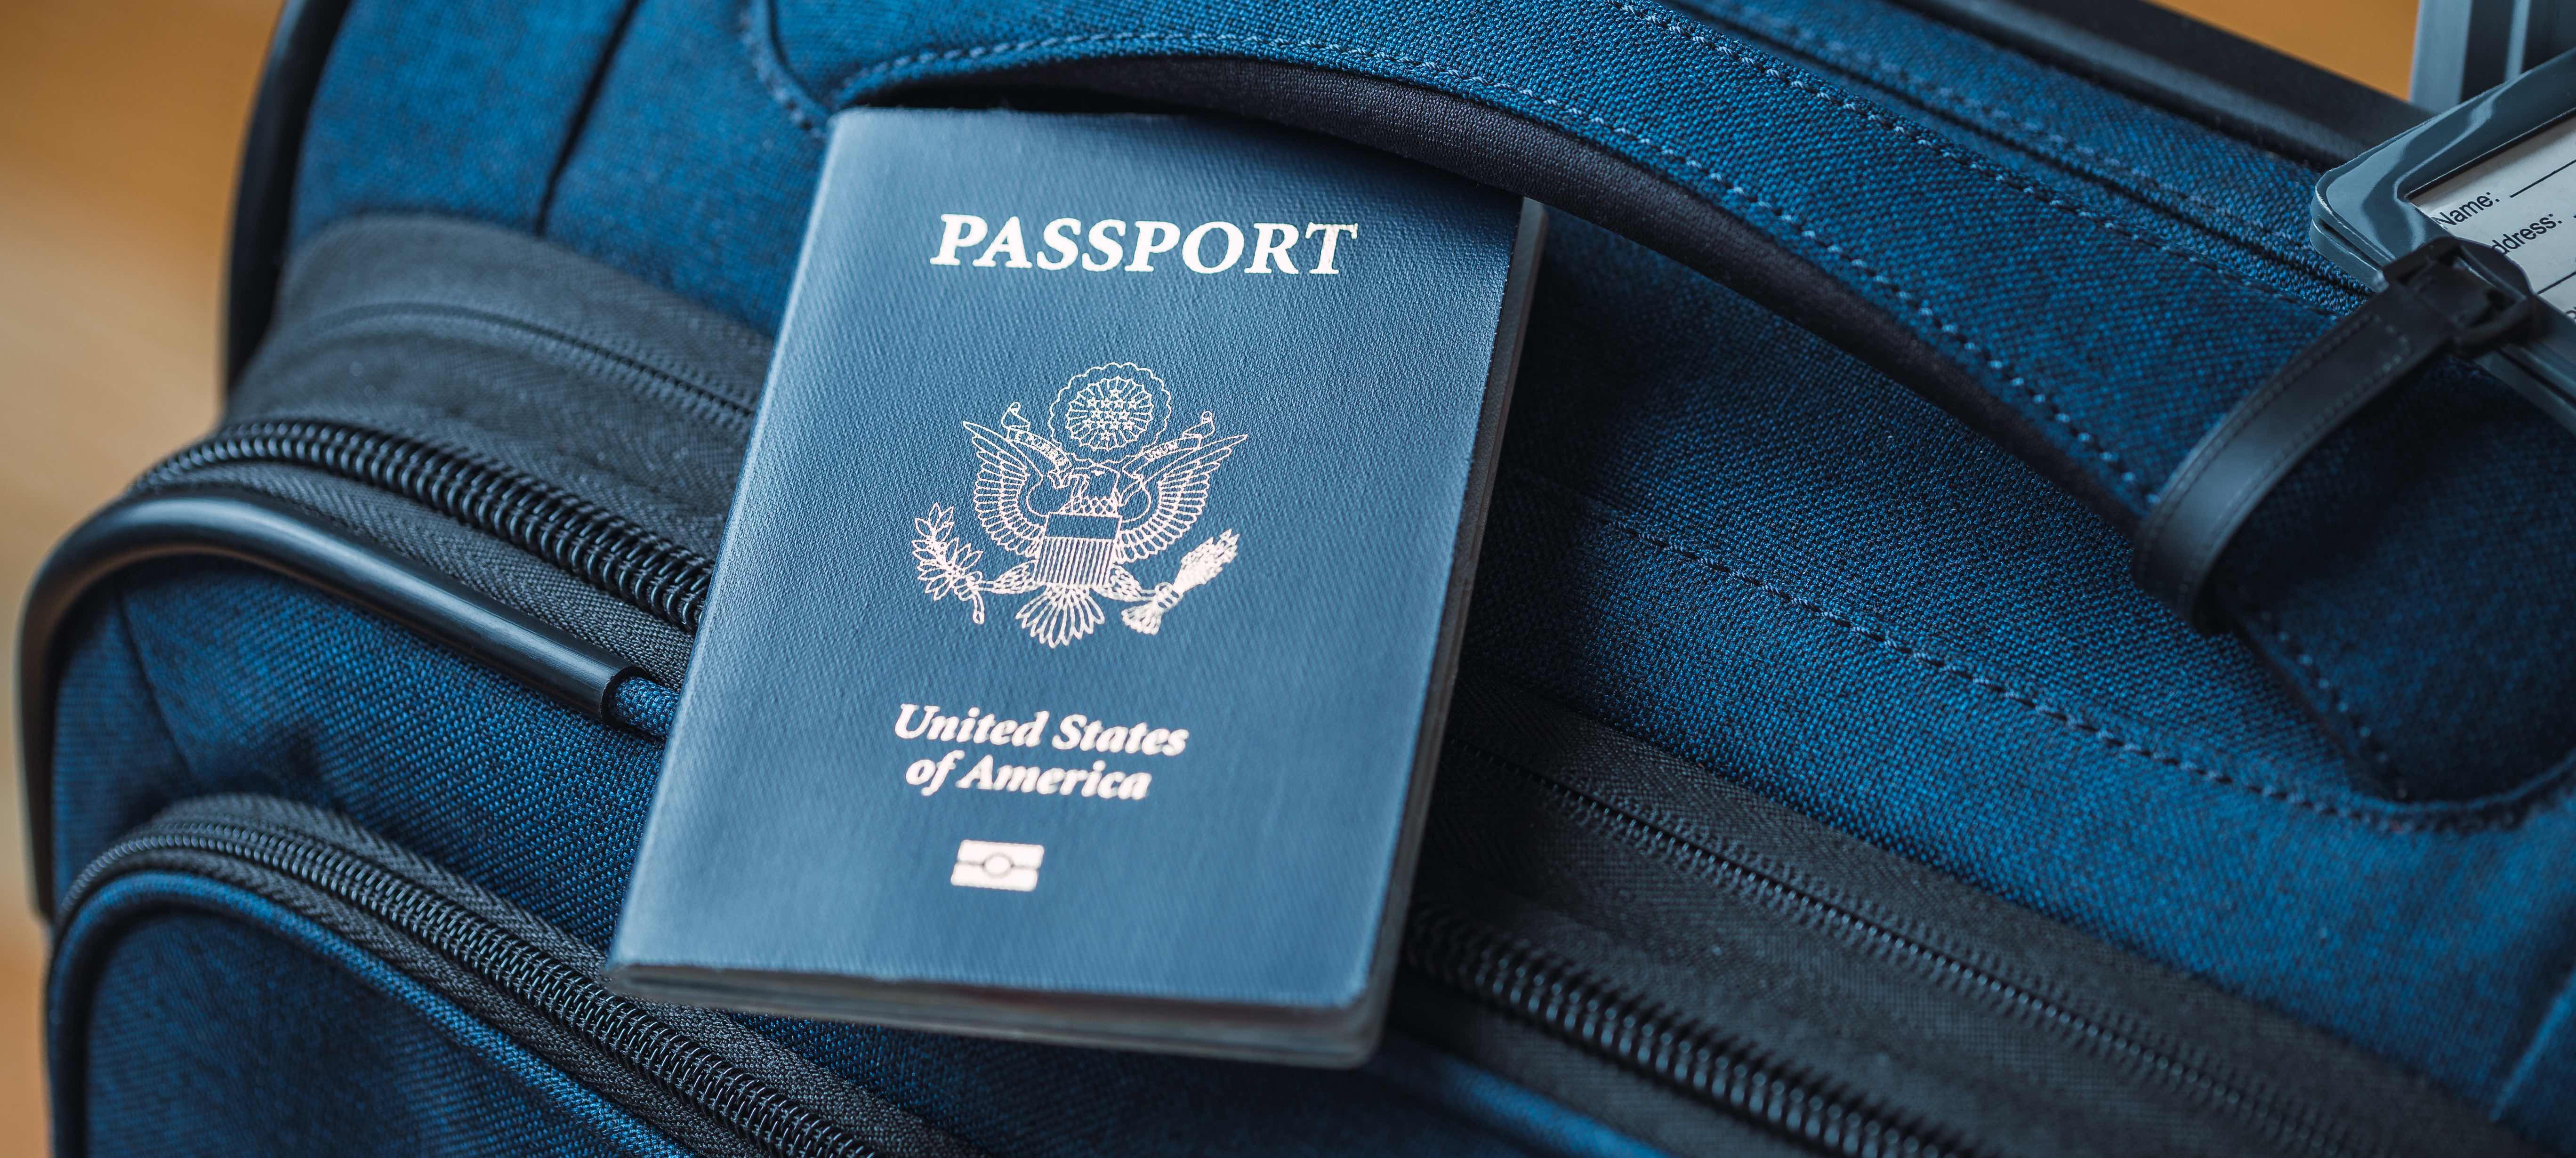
[1423,738,2375,1158]
[140,414,1964,1154]
[139,418,712,630]
[131,418,2365,1158]
[58,804,881,1158]
[128,415,1954,1156]
[1403,902,1968,1158]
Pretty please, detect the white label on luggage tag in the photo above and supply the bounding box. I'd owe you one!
[2412,114,2576,316]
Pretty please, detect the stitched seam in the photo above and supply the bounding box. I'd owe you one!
[537,0,648,235]
[1682,0,2317,254]
[2140,309,2406,789]
[2246,603,2400,780]
[1601,0,2334,319]
[111,588,197,793]
[782,27,2145,492]
[805,13,2335,319]
[1506,472,2560,833]
[1449,732,2360,1154]
[286,302,757,423]
[743,16,2552,826]
[739,0,825,135]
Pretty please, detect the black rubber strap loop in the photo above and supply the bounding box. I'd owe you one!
[2133,238,2542,631]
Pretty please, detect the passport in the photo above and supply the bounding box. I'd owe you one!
[606,107,1542,1065]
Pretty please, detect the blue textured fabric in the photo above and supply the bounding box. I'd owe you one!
[1650,0,2352,293]
[52,564,670,949]
[47,564,1586,1157]
[1466,217,2576,1135]
[290,0,2576,803]
[290,0,635,242]
[87,0,2576,1142]
[52,874,679,1157]
[611,673,681,738]
[50,202,2576,1141]
[1366,1036,1677,1158]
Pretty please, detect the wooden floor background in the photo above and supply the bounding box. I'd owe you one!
[0,1,2415,1152]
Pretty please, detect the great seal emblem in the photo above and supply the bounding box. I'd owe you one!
[911,362,1246,646]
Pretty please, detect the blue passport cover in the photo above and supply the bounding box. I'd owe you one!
[608,108,1539,1064]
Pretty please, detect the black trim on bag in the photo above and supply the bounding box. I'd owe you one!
[17,489,637,918]
[2133,238,2546,630]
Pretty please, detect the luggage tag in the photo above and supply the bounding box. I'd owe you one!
[2311,46,2576,433]
[2135,48,2576,627]
[608,107,1543,1065]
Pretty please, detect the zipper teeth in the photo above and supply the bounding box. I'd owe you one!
[126,421,2344,1155]
[1404,902,1967,1158]
[1450,741,2367,1158]
[139,418,711,630]
[65,819,871,1158]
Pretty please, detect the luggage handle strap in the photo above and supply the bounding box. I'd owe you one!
[2133,237,2543,631]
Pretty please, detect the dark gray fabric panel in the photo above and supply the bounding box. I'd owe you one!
[1409,671,2540,1158]
[235,214,765,558]
[159,216,769,683]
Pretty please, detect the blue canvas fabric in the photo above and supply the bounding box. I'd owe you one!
[47,207,2576,1144]
[1470,217,2576,1136]
[294,0,636,238]
[50,564,671,950]
[288,0,2576,804]
[1654,0,2351,291]
[53,0,2576,1147]
[48,564,1579,1156]
[54,879,678,1157]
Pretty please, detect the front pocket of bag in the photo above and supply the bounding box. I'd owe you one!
[48,793,979,1158]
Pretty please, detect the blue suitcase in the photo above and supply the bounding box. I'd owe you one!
[24,0,2576,1153]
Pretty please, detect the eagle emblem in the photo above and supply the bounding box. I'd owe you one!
[911,362,1246,646]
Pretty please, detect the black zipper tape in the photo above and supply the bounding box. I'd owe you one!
[143,418,712,631]
[1405,901,1969,1158]
[119,419,2528,1158]
[55,796,979,1158]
